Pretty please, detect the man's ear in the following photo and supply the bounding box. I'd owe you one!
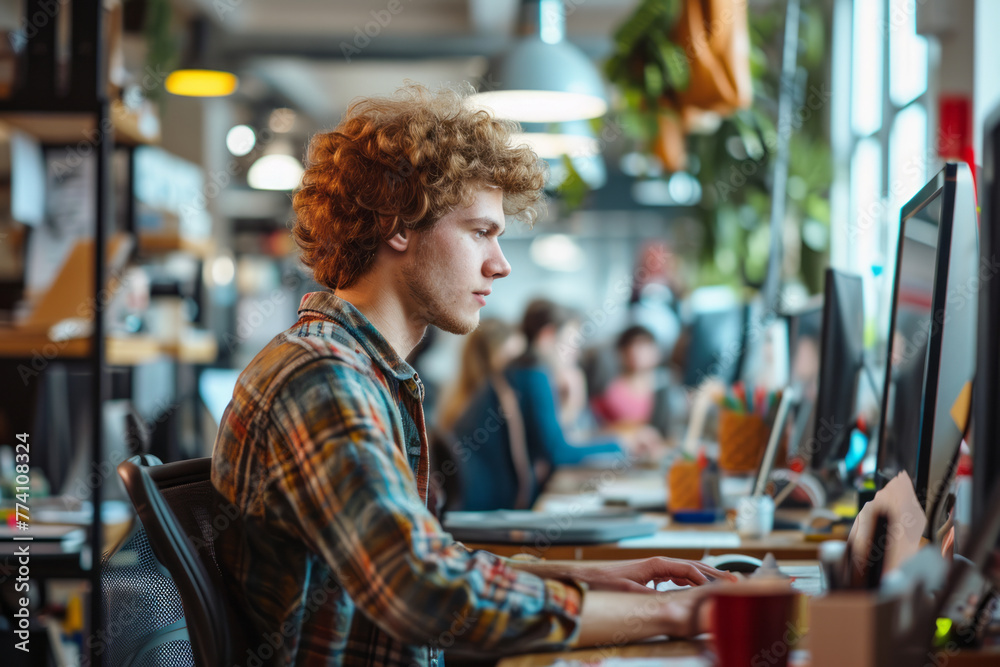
[385,226,410,252]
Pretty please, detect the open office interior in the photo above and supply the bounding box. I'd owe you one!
[3,1,1000,666]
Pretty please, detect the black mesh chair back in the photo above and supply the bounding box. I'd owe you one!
[114,456,252,666]
[101,517,196,665]
[102,454,195,666]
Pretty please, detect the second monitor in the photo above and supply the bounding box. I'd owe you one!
[876,162,979,522]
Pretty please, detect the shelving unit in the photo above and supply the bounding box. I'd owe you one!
[0,99,159,147]
[0,1,119,664]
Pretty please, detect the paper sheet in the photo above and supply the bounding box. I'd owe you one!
[617,530,741,549]
[847,470,926,574]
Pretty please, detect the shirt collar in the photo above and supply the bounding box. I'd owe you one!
[297,292,421,390]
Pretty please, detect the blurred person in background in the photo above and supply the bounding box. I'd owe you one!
[512,299,664,484]
[435,318,533,510]
[629,240,685,359]
[519,298,590,431]
[437,318,525,433]
[591,325,673,438]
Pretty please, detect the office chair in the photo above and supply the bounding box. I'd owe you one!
[107,455,252,666]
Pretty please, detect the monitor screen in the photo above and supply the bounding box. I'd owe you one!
[786,301,822,458]
[682,305,746,388]
[972,108,1000,578]
[808,269,864,476]
[877,163,978,519]
[877,213,938,485]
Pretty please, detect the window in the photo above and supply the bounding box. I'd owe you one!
[832,0,932,346]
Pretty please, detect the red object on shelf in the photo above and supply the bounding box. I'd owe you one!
[938,95,978,219]
[938,96,972,160]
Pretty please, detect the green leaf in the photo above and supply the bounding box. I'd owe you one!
[805,194,831,224]
[644,62,665,98]
[650,32,690,92]
[733,116,765,161]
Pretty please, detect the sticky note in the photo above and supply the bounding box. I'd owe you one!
[950,381,973,433]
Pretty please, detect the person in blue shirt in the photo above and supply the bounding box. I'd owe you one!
[448,300,660,510]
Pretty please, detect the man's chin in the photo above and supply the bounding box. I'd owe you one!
[432,311,480,336]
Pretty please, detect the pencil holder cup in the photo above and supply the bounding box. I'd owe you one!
[667,459,702,513]
[717,409,787,473]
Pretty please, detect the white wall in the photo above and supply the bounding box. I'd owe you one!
[975,0,1000,156]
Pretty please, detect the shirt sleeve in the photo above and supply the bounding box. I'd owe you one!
[511,367,623,466]
[265,358,584,653]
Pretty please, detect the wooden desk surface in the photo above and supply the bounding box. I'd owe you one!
[464,527,819,561]
[464,465,827,561]
[494,633,1000,667]
[497,638,710,667]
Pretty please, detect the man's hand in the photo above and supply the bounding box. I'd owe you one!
[576,587,716,646]
[511,557,737,592]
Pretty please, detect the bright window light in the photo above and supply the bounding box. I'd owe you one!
[851,0,884,136]
[889,104,928,215]
[529,234,585,272]
[850,137,883,275]
[889,0,928,107]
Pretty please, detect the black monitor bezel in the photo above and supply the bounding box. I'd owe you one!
[875,163,958,507]
[972,108,1000,546]
[808,268,864,474]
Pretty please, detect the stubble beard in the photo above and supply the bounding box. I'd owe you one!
[401,246,479,336]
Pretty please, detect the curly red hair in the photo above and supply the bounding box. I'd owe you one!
[292,84,546,290]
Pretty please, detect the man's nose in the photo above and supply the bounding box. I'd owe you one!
[486,244,511,279]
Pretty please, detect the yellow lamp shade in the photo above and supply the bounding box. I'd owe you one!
[165,69,238,97]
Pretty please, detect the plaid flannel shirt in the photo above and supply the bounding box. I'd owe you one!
[211,291,583,667]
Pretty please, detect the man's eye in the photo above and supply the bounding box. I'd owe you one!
[476,230,488,238]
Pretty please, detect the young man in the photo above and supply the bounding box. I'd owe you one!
[211,85,731,667]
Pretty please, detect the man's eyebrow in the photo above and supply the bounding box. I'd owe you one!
[468,217,506,236]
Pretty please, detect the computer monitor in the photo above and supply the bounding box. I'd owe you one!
[682,304,746,388]
[807,268,864,478]
[973,109,1000,560]
[876,163,979,518]
[785,300,823,459]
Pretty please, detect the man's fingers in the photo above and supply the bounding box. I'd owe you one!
[678,562,709,585]
[692,561,738,582]
[622,580,658,594]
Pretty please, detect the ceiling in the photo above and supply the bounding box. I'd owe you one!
[174,0,642,126]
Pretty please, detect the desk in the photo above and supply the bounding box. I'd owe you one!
[497,639,711,667]
[464,525,819,561]
[495,635,1000,667]
[464,465,825,561]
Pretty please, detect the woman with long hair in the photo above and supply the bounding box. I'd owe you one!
[435,319,534,510]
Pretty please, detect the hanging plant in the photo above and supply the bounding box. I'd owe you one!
[604,0,690,169]
[602,0,833,293]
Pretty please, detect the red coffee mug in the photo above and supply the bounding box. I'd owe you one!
[695,581,798,667]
